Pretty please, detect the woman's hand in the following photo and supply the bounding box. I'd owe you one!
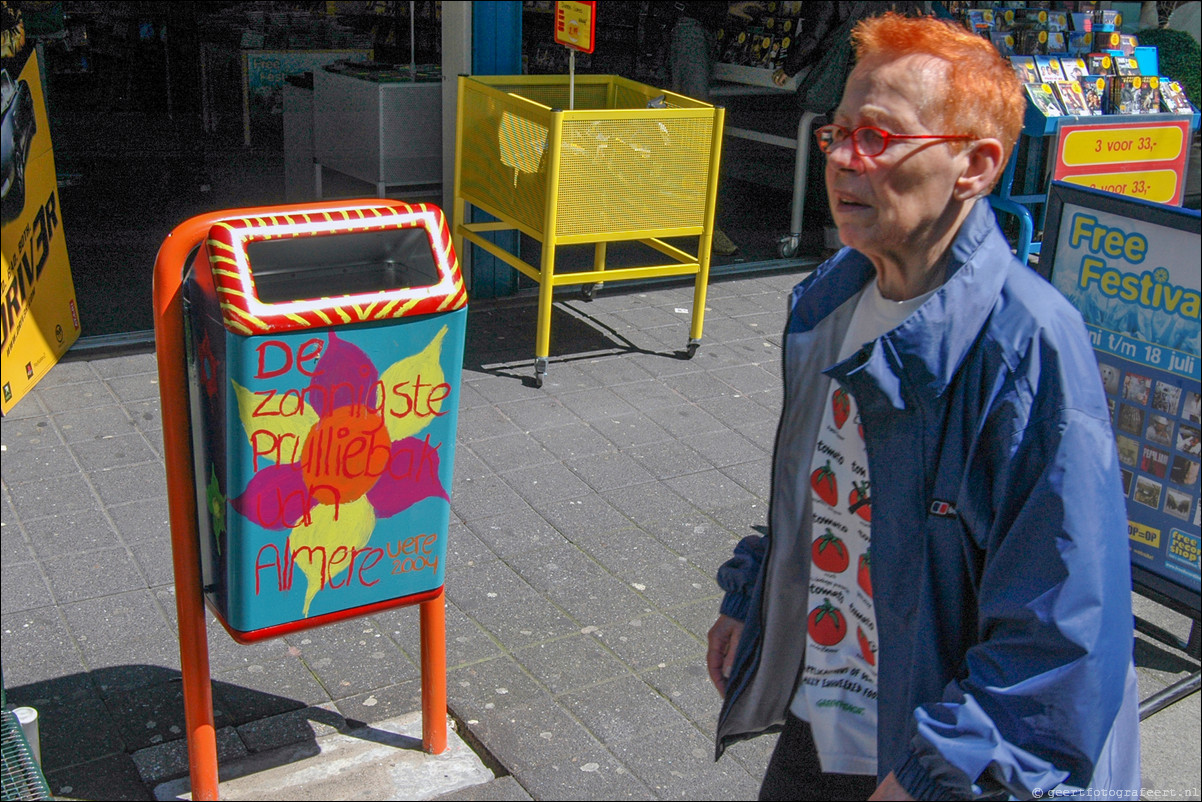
[706,614,744,697]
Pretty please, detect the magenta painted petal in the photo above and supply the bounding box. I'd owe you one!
[306,333,379,417]
[366,435,450,518]
[231,463,315,530]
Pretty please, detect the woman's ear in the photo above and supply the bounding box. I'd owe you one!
[954,138,1005,200]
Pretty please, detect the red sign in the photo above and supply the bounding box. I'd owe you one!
[1053,118,1191,205]
[554,1,597,54]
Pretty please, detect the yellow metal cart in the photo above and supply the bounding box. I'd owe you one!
[453,74,726,386]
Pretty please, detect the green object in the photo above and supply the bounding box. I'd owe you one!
[1,668,51,801]
[1,711,51,801]
[1136,27,1202,108]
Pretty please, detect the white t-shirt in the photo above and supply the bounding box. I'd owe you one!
[790,279,936,776]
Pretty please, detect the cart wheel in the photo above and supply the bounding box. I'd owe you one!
[685,341,700,359]
[778,234,801,259]
[533,373,544,389]
[533,357,549,389]
[581,282,603,302]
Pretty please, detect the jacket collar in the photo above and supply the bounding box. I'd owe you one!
[795,199,1013,402]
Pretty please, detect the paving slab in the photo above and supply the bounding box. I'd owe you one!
[152,712,493,801]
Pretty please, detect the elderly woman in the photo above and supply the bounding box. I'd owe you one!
[707,13,1140,801]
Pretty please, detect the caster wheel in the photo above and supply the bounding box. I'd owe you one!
[685,342,699,359]
[581,282,602,302]
[777,235,800,259]
[533,374,544,388]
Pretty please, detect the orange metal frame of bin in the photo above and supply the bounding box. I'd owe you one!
[153,199,448,801]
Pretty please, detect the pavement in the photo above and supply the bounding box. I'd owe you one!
[2,262,1200,801]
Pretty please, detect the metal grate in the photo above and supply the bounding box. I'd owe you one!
[1,709,51,801]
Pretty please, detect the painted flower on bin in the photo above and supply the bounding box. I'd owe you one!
[230,327,451,616]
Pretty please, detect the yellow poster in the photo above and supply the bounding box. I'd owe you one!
[2,38,80,414]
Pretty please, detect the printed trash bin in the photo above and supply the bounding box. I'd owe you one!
[181,201,466,642]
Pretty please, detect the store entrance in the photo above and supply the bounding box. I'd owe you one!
[38,2,444,346]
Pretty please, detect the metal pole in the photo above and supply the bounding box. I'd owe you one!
[420,590,447,754]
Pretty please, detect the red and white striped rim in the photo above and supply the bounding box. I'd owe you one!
[204,202,466,336]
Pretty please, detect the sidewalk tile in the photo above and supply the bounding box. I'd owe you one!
[45,753,152,802]
[283,618,419,701]
[589,614,703,672]
[513,635,630,695]
[512,743,656,801]
[529,421,616,460]
[610,724,761,801]
[22,508,120,557]
[42,546,147,604]
[88,460,170,507]
[589,413,673,449]
[533,495,633,541]
[448,656,548,715]
[0,441,80,485]
[455,695,604,777]
[213,655,334,725]
[69,431,159,472]
[560,674,691,745]
[0,606,89,686]
[466,507,571,559]
[235,703,348,753]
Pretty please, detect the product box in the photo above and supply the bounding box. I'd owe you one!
[1047,11,1070,31]
[1068,31,1093,55]
[1087,52,1115,75]
[1093,9,1121,31]
[1060,57,1089,82]
[1034,55,1066,82]
[1053,80,1092,115]
[1047,32,1068,54]
[1011,55,1039,83]
[1159,79,1196,113]
[1025,82,1065,117]
[1118,34,1139,56]
[1021,28,1051,55]
[1078,75,1108,114]
[1114,56,1142,76]
[967,9,993,34]
[990,31,1016,57]
[1070,12,1093,32]
[1094,31,1122,51]
[1108,75,1159,114]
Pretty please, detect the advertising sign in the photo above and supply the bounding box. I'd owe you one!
[2,42,80,414]
[1053,117,1191,205]
[1041,182,1201,607]
[554,1,596,54]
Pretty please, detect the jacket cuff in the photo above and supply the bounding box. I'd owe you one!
[719,590,752,622]
[893,751,959,802]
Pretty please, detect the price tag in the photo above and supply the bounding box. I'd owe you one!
[1061,168,1180,204]
[1061,125,1186,166]
[1054,119,1190,205]
[554,1,596,54]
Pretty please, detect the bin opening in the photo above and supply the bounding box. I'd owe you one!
[246,227,440,305]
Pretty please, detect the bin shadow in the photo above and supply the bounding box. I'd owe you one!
[3,664,450,800]
[464,290,696,386]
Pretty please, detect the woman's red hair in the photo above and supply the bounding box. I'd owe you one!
[851,13,1025,165]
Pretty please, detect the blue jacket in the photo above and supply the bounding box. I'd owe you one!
[715,199,1141,799]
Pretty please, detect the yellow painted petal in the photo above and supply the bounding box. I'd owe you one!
[290,496,376,617]
[378,325,448,443]
[232,379,319,467]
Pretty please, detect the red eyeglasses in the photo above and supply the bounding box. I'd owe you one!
[815,124,973,158]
